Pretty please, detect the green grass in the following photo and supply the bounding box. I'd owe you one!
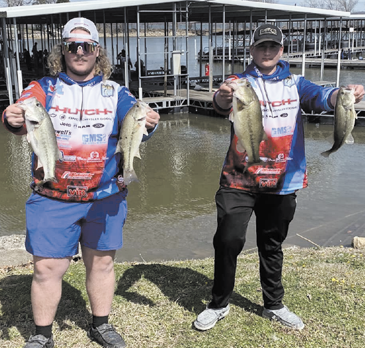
[0,247,364,347]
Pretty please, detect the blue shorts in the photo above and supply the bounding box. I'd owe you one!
[25,192,128,258]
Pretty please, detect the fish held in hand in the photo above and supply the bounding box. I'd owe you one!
[321,87,357,157]
[115,101,149,185]
[229,78,266,171]
[18,97,62,185]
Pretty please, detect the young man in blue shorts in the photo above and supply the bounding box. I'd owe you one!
[194,23,364,331]
[2,17,160,348]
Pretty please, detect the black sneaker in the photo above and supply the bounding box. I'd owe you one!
[23,335,54,348]
[88,323,126,348]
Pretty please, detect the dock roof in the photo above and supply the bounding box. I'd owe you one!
[0,0,351,25]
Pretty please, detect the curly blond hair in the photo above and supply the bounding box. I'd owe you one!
[47,43,113,80]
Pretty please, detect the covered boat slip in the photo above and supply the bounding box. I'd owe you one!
[0,0,363,118]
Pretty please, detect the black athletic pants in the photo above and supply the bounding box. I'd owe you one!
[210,187,297,310]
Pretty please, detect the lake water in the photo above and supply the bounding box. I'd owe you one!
[2,36,365,261]
[1,108,365,262]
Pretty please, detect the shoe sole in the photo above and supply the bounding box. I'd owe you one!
[193,308,230,331]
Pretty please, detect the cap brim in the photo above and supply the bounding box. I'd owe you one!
[253,38,283,47]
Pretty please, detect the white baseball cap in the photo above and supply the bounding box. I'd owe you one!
[62,17,99,43]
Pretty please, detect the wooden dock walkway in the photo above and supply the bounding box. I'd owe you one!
[289,58,365,68]
[137,83,365,124]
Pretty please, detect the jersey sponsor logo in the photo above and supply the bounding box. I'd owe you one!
[67,185,88,198]
[74,124,91,129]
[260,99,297,108]
[87,151,103,162]
[24,84,35,91]
[93,123,104,128]
[60,122,72,127]
[255,168,282,175]
[259,178,278,188]
[271,126,293,137]
[101,84,115,97]
[48,83,56,93]
[55,129,72,137]
[50,105,112,116]
[62,154,76,162]
[82,134,107,144]
[284,77,296,87]
[62,171,94,180]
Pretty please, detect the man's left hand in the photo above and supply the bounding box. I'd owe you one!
[146,108,160,129]
[348,84,365,104]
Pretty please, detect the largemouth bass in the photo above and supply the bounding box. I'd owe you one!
[229,78,266,171]
[18,97,62,185]
[115,101,149,185]
[321,87,357,157]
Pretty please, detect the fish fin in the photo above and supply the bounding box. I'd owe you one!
[228,111,234,122]
[143,127,149,136]
[36,158,44,170]
[123,169,139,186]
[236,141,245,153]
[136,148,141,159]
[345,133,354,145]
[321,150,331,157]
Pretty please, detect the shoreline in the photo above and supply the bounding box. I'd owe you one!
[0,234,30,269]
[1,233,364,269]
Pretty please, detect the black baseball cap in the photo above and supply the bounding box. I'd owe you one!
[251,24,284,47]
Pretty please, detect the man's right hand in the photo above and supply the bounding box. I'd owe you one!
[4,104,25,128]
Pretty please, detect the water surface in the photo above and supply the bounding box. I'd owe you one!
[1,112,365,262]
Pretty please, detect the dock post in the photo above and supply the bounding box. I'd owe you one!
[336,50,341,87]
[1,18,14,104]
[13,18,22,98]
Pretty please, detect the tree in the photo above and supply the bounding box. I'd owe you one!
[3,0,32,6]
[2,0,69,5]
[302,0,358,12]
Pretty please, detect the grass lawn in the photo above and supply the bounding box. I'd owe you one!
[0,246,364,348]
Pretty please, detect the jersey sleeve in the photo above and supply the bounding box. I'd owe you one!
[296,76,338,113]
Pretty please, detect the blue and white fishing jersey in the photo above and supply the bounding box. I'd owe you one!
[218,60,337,195]
[3,73,155,202]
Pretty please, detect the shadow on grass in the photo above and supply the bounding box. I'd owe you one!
[115,264,261,316]
[0,274,89,341]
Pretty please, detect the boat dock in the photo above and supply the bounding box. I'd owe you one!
[125,79,365,125]
[0,0,365,123]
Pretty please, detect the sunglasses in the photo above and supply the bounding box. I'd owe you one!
[63,41,98,54]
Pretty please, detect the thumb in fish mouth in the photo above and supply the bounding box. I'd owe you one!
[224,79,239,91]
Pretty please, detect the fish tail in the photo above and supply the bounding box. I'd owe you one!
[123,170,139,186]
[321,150,331,157]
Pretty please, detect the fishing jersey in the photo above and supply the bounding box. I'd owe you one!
[3,73,154,202]
[217,60,337,195]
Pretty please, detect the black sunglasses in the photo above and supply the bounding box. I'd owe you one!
[63,41,98,54]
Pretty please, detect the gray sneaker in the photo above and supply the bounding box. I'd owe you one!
[23,335,54,348]
[262,305,305,330]
[194,304,230,331]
